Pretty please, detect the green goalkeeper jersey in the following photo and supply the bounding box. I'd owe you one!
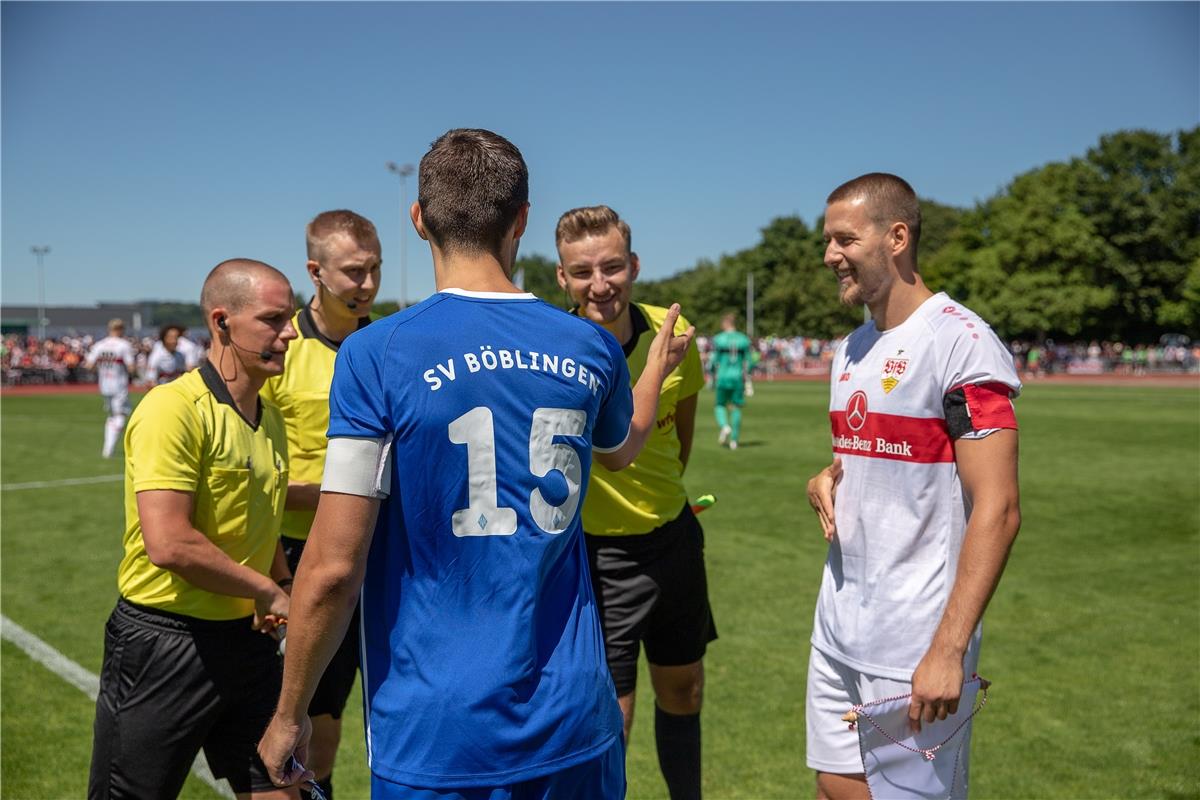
[710,329,752,386]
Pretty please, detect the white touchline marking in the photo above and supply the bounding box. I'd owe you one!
[1,614,234,799]
[1,475,123,491]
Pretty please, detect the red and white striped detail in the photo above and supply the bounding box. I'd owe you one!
[830,410,953,463]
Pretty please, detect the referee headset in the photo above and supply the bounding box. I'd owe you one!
[216,315,273,362]
[313,268,359,311]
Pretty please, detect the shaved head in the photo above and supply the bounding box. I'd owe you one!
[201,259,291,317]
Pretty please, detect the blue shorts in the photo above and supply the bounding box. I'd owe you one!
[369,739,625,800]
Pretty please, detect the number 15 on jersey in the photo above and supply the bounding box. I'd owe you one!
[448,406,587,537]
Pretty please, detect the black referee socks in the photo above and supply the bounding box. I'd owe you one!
[655,705,702,800]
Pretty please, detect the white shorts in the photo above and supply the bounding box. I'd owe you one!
[805,645,980,776]
[103,389,130,417]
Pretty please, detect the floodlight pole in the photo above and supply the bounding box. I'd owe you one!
[746,271,755,339]
[386,161,416,309]
[31,246,51,340]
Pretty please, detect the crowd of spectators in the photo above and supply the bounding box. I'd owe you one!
[697,334,1199,379]
[1009,338,1197,376]
[2,329,210,386]
[6,331,1196,388]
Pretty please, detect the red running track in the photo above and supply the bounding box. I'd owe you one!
[4,372,1196,397]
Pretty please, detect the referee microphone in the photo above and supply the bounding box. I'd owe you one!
[316,275,358,310]
[217,316,274,362]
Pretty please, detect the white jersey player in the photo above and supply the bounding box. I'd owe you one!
[805,174,1021,800]
[144,325,197,385]
[85,318,137,457]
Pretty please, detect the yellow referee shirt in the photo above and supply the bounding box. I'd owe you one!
[117,361,289,620]
[582,302,705,535]
[260,306,369,541]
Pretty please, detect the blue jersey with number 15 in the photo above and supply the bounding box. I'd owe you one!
[327,289,631,789]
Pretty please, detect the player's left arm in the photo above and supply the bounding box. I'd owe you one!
[909,428,1020,731]
[675,392,698,472]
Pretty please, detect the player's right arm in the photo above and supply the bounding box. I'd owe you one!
[261,329,389,787]
[121,340,136,376]
[805,457,843,542]
[138,489,290,630]
[259,489,380,787]
[595,303,695,471]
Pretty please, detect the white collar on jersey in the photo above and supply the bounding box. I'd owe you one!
[439,287,537,300]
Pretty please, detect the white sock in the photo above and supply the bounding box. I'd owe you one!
[103,415,126,458]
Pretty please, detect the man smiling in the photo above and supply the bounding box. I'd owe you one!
[556,206,712,800]
[805,174,1021,800]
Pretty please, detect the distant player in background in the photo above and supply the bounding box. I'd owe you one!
[709,312,753,450]
[89,259,298,799]
[260,208,382,800]
[145,324,190,384]
[556,205,712,800]
[259,128,694,799]
[804,173,1021,800]
[84,318,137,457]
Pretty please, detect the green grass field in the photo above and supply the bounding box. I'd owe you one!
[2,381,1198,799]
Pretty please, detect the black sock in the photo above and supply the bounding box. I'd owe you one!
[300,775,334,800]
[655,705,701,800]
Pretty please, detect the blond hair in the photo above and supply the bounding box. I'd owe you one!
[306,209,380,263]
[555,206,632,255]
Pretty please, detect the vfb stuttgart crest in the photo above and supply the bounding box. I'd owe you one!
[881,354,909,394]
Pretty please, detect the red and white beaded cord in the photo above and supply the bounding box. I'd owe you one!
[841,674,991,762]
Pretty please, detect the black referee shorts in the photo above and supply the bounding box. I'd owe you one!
[282,535,361,719]
[585,503,717,697]
[88,599,281,799]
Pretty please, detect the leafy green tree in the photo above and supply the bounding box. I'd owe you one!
[925,127,1199,340]
[515,254,572,309]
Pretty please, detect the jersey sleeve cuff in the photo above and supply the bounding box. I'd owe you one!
[322,435,392,498]
[592,428,630,454]
[132,479,198,492]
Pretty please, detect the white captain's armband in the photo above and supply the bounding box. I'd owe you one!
[322,435,392,498]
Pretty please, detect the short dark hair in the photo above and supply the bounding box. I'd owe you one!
[418,128,529,257]
[827,173,922,252]
[306,210,380,263]
[158,323,185,343]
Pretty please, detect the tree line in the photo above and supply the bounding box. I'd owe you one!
[519,127,1199,342]
[140,127,1197,344]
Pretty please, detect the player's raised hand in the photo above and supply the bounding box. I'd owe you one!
[806,457,843,542]
[645,304,695,381]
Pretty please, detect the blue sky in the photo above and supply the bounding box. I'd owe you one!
[3,1,1197,307]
